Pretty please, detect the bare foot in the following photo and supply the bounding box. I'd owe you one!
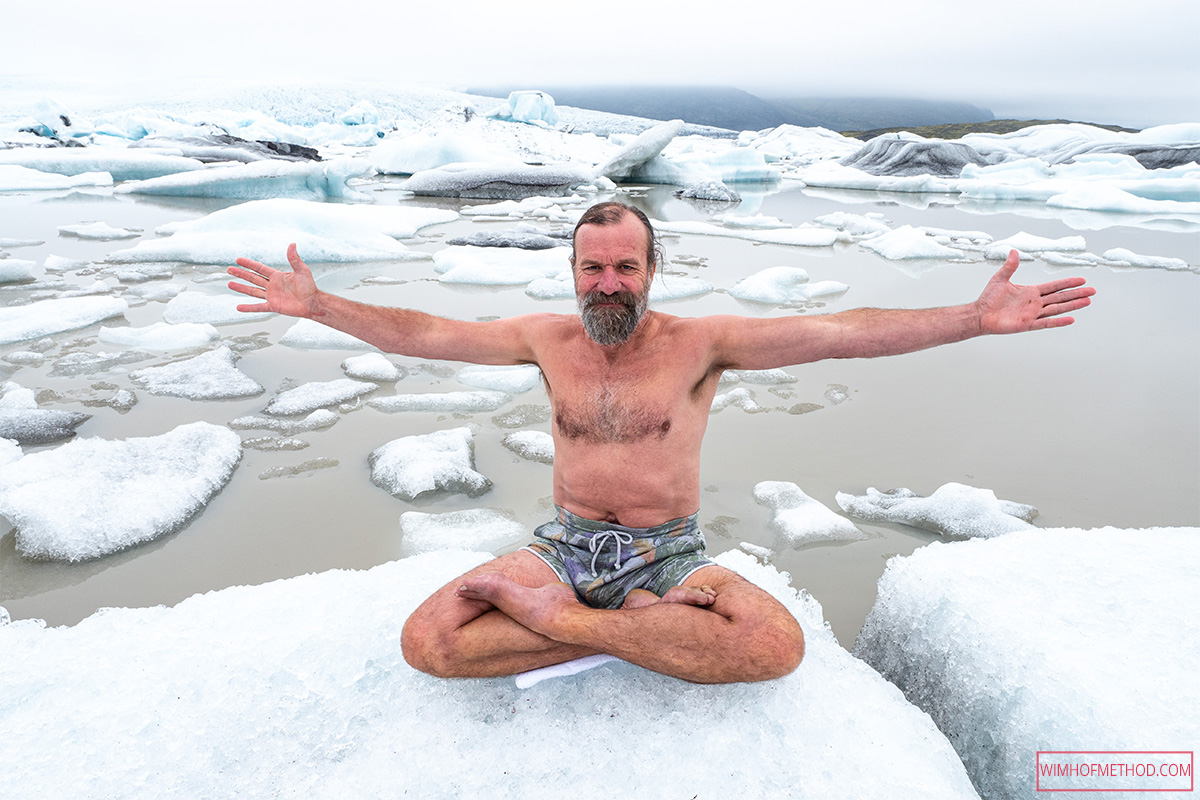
[455,574,581,637]
[621,585,717,610]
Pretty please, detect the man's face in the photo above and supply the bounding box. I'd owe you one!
[572,214,654,346]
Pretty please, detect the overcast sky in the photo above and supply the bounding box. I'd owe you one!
[3,0,1197,127]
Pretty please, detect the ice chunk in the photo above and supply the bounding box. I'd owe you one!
[983,232,1086,260]
[0,383,90,444]
[711,387,763,413]
[755,481,865,545]
[49,350,148,377]
[402,163,596,199]
[115,158,374,201]
[860,226,964,260]
[728,266,847,304]
[811,211,892,238]
[840,135,990,177]
[58,221,140,241]
[524,273,575,300]
[653,219,839,248]
[728,368,797,385]
[444,228,567,250]
[98,322,220,351]
[399,508,527,555]
[369,390,510,414]
[489,90,560,128]
[502,430,554,464]
[371,129,514,175]
[108,198,445,266]
[1101,247,1191,270]
[369,427,491,500]
[129,347,264,400]
[229,409,338,434]
[649,275,714,302]
[0,147,204,181]
[0,437,20,466]
[456,364,543,394]
[0,548,979,798]
[855,527,1200,800]
[595,119,684,180]
[164,292,272,325]
[280,319,375,350]
[674,181,741,203]
[434,244,568,285]
[342,353,402,382]
[0,259,36,283]
[259,457,338,480]
[836,482,1037,539]
[0,421,241,561]
[0,296,128,344]
[264,379,377,416]
[0,164,112,191]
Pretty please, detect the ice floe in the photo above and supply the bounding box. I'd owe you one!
[280,319,375,350]
[264,379,377,416]
[728,266,848,304]
[855,526,1200,799]
[755,481,866,545]
[0,421,241,561]
[402,163,598,199]
[433,244,568,284]
[98,321,220,350]
[455,364,543,394]
[129,347,264,400]
[229,409,338,434]
[836,482,1038,539]
[654,218,839,247]
[0,259,36,283]
[341,353,403,382]
[369,390,511,414]
[0,381,90,444]
[398,508,527,555]
[116,158,375,201]
[0,147,204,181]
[0,164,112,191]
[58,221,140,240]
[501,430,554,464]
[163,291,272,325]
[368,427,491,500]
[0,295,128,344]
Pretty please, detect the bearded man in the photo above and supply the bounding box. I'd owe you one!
[227,200,1093,684]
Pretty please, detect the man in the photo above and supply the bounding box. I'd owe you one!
[227,201,1094,684]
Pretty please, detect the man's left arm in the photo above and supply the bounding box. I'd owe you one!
[710,251,1095,370]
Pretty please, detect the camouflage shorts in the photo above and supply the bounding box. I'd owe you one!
[522,506,715,610]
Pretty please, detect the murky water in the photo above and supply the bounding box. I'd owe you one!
[2,181,1197,647]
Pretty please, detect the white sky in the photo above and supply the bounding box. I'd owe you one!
[3,0,1197,128]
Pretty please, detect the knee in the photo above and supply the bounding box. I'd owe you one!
[400,611,459,678]
[750,617,805,681]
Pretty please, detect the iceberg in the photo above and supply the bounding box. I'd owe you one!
[755,481,866,545]
[402,163,596,199]
[835,482,1037,539]
[433,244,568,285]
[371,129,515,175]
[0,549,980,798]
[115,158,374,201]
[860,226,965,260]
[368,427,491,500]
[0,295,128,344]
[595,119,684,180]
[841,135,992,177]
[0,147,204,181]
[0,164,112,191]
[0,421,242,561]
[488,90,560,128]
[129,347,264,400]
[58,221,140,240]
[855,527,1200,800]
[653,219,839,248]
[0,258,36,283]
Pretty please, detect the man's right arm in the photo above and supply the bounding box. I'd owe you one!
[227,243,540,366]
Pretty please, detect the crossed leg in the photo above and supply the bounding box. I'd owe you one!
[401,550,804,684]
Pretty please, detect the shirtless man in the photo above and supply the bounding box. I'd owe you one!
[227,201,1094,684]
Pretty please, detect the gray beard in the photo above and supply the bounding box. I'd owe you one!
[578,289,648,346]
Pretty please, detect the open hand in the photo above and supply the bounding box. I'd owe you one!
[226,243,320,318]
[976,250,1096,334]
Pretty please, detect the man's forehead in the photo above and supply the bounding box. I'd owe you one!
[573,214,650,262]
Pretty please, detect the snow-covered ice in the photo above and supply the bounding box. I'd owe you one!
[0,295,128,344]
[755,481,866,545]
[129,346,264,400]
[0,421,241,561]
[836,482,1037,539]
[368,427,491,500]
[402,163,597,199]
[0,549,980,799]
[398,508,527,555]
[98,321,220,350]
[280,319,375,350]
[369,390,511,414]
[341,353,402,381]
[0,381,91,444]
[0,164,112,191]
[116,158,375,202]
[728,266,848,304]
[0,258,37,283]
[0,147,204,181]
[163,291,272,325]
[58,221,140,240]
[455,363,543,394]
[433,244,567,285]
[502,430,554,464]
[855,527,1200,799]
[264,378,377,416]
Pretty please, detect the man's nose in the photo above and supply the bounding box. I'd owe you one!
[598,267,622,293]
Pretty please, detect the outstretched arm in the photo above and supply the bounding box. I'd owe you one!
[226,244,540,365]
[712,250,1095,370]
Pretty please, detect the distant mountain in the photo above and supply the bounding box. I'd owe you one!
[468,85,994,133]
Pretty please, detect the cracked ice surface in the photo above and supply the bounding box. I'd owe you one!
[0,421,242,561]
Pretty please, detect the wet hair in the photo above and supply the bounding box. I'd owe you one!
[571,201,663,268]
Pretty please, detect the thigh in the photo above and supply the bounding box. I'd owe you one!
[408,548,563,628]
[683,564,797,626]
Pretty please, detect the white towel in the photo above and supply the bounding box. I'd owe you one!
[513,654,621,689]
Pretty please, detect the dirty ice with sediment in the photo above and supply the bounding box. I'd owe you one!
[0,82,1197,798]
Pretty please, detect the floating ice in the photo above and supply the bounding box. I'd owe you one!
[229,409,338,434]
[371,130,515,175]
[860,225,964,260]
[0,295,128,344]
[164,291,272,325]
[711,387,763,413]
[368,427,491,500]
[280,319,375,350]
[49,350,148,377]
[98,321,220,350]
[855,526,1200,800]
[342,353,402,382]
[402,163,596,199]
[0,164,112,191]
[653,219,839,248]
[265,379,377,416]
[755,481,865,545]
[842,135,991,177]
[727,266,847,304]
[129,347,264,400]
[369,390,511,414]
[1100,247,1191,270]
[0,437,20,466]
[738,125,862,166]
[489,90,560,128]
[811,211,893,238]
[433,244,567,285]
[399,508,527,555]
[456,364,542,394]
[651,275,715,302]
[0,548,979,798]
[0,421,241,561]
[836,482,1037,539]
[0,382,90,444]
[524,273,575,300]
[259,457,338,480]
[461,195,583,221]
[445,227,567,250]
[0,258,36,283]
[502,430,554,463]
[108,198,446,266]
[58,221,140,241]
[983,232,1086,260]
[0,147,204,181]
[595,119,684,180]
[116,158,374,201]
[715,213,790,230]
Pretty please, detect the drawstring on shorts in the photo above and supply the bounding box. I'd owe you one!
[588,529,634,576]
